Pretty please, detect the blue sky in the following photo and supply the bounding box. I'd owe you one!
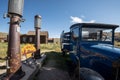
[0,0,120,38]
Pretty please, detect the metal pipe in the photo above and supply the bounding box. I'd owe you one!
[4,0,25,79]
[7,15,21,75]
[34,15,41,59]
[4,14,25,80]
[35,28,40,50]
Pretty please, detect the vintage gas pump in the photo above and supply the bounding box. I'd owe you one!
[4,0,25,79]
[34,15,41,59]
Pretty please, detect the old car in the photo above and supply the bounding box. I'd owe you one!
[61,23,120,80]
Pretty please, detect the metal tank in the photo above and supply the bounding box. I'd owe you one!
[34,15,41,28]
[8,0,24,16]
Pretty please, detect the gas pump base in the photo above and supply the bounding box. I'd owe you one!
[34,49,41,59]
[21,54,46,80]
[0,54,46,80]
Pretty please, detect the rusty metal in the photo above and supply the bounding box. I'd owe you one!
[4,0,25,79]
[8,14,21,77]
[8,0,24,17]
[34,15,41,59]
[35,28,40,50]
[4,15,25,80]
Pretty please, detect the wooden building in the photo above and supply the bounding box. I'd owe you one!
[0,32,8,42]
[48,38,60,44]
[20,31,49,44]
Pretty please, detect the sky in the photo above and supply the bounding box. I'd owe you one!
[0,0,120,38]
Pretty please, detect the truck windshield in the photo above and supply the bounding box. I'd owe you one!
[82,27,112,42]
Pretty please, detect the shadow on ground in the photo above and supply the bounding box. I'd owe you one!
[34,51,74,80]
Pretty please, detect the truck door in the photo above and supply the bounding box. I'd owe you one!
[70,27,80,64]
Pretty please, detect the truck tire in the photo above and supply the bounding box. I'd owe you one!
[80,68,104,80]
[72,67,104,80]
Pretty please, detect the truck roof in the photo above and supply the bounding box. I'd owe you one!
[70,23,119,29]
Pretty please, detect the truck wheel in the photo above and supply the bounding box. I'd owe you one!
[71,66,81,80]
[80,68,104,80]
[72,67,104,80]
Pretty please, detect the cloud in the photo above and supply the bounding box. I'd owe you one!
[70,16,95,23]
[70,16,83,23]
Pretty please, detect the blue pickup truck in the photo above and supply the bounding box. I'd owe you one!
[60,23,120,80]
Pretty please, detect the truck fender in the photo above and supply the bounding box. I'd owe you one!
[80,68,104,80]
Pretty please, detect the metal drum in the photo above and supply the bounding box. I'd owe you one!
[34,15,41,28]
[8,0,24,16]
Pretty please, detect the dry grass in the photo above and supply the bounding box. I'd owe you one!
[41,43,61,52]
[0,41,119,61]
[114,41,120,48]
[0,43,61,60]
[0,43,7,58]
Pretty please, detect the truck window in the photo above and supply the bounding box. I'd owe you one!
[71,28,79,40]
[82,27,112,42]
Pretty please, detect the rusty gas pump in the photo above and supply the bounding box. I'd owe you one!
[34,15,41,59]
[4,0,25,79]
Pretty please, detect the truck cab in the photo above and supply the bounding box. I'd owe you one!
[61,23,120,80]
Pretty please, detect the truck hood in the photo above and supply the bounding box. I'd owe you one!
[81,44,120,60]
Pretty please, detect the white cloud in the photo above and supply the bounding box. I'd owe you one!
[70,16,95,23]
[70,16,83,23]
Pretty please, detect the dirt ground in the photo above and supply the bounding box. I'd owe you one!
[35,52,71,80]
[0,51,72,80]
